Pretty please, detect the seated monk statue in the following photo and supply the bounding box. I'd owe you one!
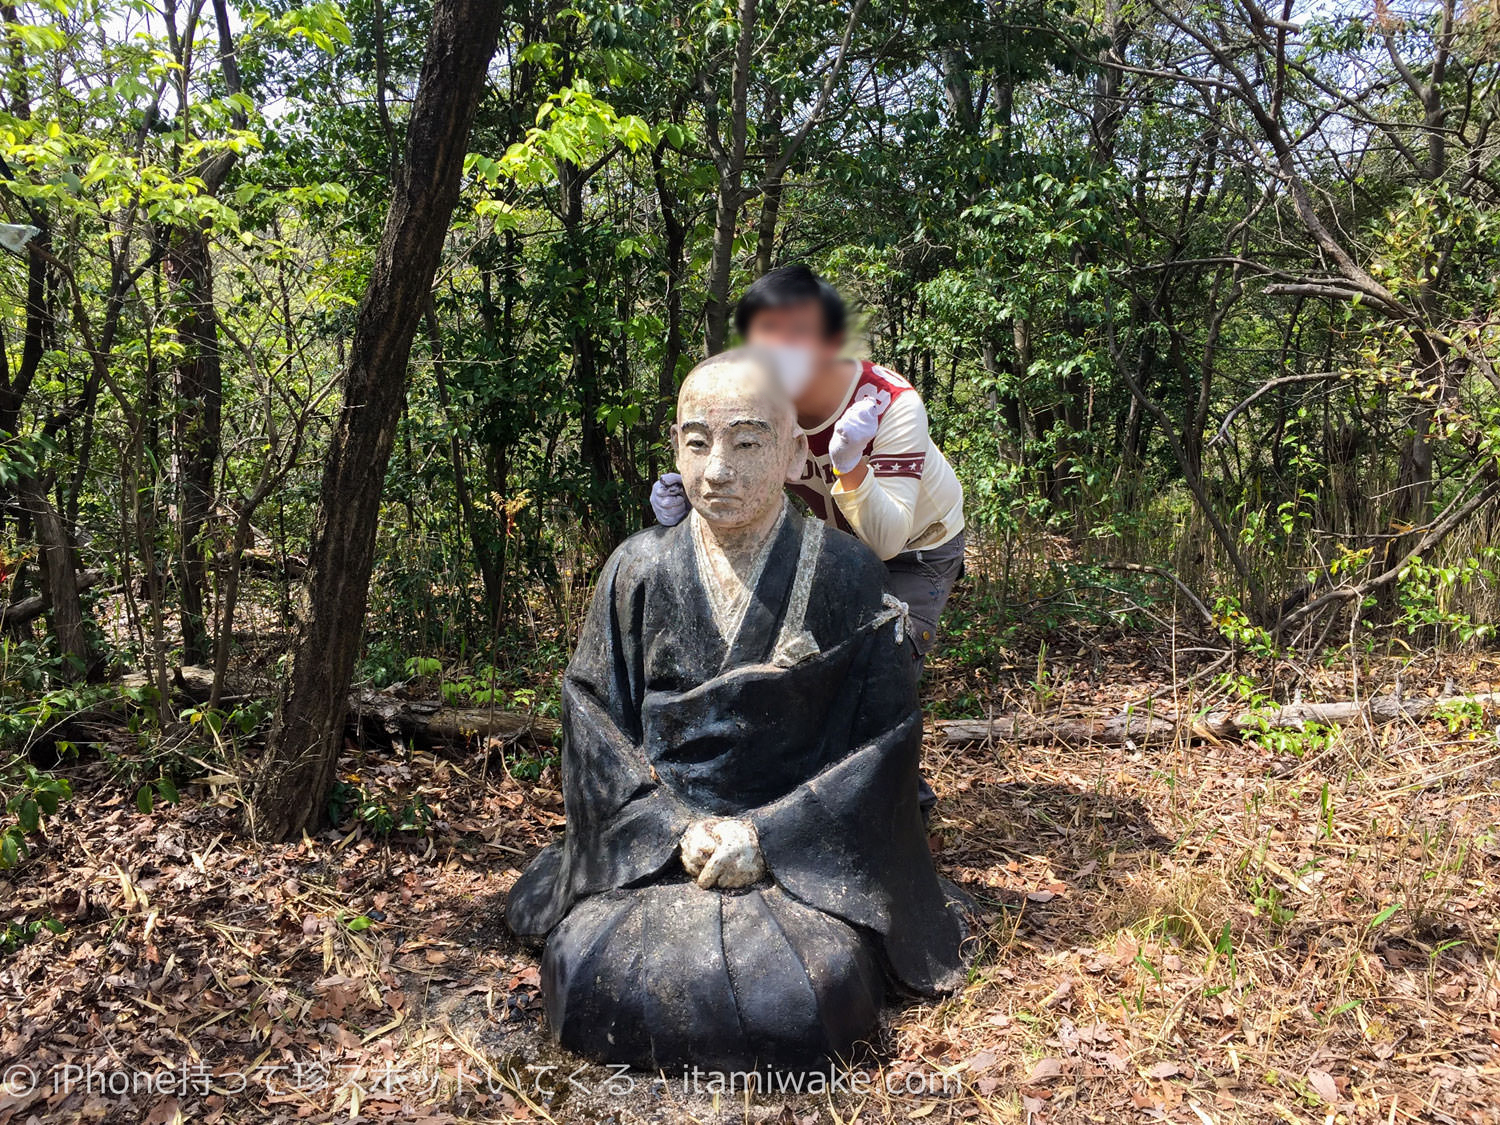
[505,347,967,1071]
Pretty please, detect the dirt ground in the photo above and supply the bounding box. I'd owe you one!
[1,637,1498,1124]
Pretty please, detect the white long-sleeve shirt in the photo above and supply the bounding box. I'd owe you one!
[788,361,965,560]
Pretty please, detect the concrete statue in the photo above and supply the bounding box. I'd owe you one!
[505,347,966,1070]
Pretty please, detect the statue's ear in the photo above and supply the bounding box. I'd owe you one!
[669,423,683,469]
[784,428,809,484]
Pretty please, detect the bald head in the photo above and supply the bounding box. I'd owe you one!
[677,348,797,437]
[672,348,808,533]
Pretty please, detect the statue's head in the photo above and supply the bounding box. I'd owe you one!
[672,347,809,533]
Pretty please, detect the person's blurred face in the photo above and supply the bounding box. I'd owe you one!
[743,301,845,388]
[672,359,807,533]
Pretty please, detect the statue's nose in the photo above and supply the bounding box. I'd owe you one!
[705,452,735,482]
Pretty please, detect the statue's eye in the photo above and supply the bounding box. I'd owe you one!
[686,437,709,450]
[736,438,762,450]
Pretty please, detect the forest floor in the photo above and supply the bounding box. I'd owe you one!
[1,608,1498,1124]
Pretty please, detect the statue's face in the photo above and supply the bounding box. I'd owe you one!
[672,359,807,533]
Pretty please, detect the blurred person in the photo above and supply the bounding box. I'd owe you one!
[652,266,966,819]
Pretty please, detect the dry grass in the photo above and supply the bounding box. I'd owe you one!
[1,641,1498,1124]
[918,716,1498,1124]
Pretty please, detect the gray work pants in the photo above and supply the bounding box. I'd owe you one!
[884,530,966,672]
[883,531,965,820]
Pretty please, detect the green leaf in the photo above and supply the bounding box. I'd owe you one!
[136,786,153,814]
[13,23,67,51]
[518,42,556,65]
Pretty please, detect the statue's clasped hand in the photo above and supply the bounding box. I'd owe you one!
[680,818,765,889]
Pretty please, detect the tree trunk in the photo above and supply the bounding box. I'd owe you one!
[166,0,243,663]
[426,299,503,624]
[167,223,222,664]
[248,0,503,842]
[704,179,743,353]
[754,88,784,277]
[754,178,782,278]
[0,225,44,442]
[702,0,756,353]
[17,475,88,676]
[649,141,687,499]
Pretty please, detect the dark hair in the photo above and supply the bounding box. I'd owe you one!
[733,264,846,339]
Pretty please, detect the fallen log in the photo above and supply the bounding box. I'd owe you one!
[121,664,253,705]
[117,666,559,746]
[937,691,1500,748]
[213,547,308,580]
[350,692,559,747]
[1,568,107,627]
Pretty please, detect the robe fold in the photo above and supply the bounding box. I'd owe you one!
[506,512,966,1070]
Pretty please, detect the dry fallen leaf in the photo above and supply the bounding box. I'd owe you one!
[1025,1057,1066,1083]
[1307,1068,1339,1105]
[967,1048,999,1073]
[1043,976,1073,1008]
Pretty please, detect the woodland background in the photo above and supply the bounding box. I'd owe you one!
[1,1,1499,1122]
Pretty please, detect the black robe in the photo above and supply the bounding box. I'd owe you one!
[506,512,966,1070]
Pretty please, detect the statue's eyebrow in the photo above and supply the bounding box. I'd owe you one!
[678,420,710,434]
[727,418,774,432]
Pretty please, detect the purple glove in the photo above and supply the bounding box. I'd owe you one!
[828,397,881,475]
[650,472,689,526]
